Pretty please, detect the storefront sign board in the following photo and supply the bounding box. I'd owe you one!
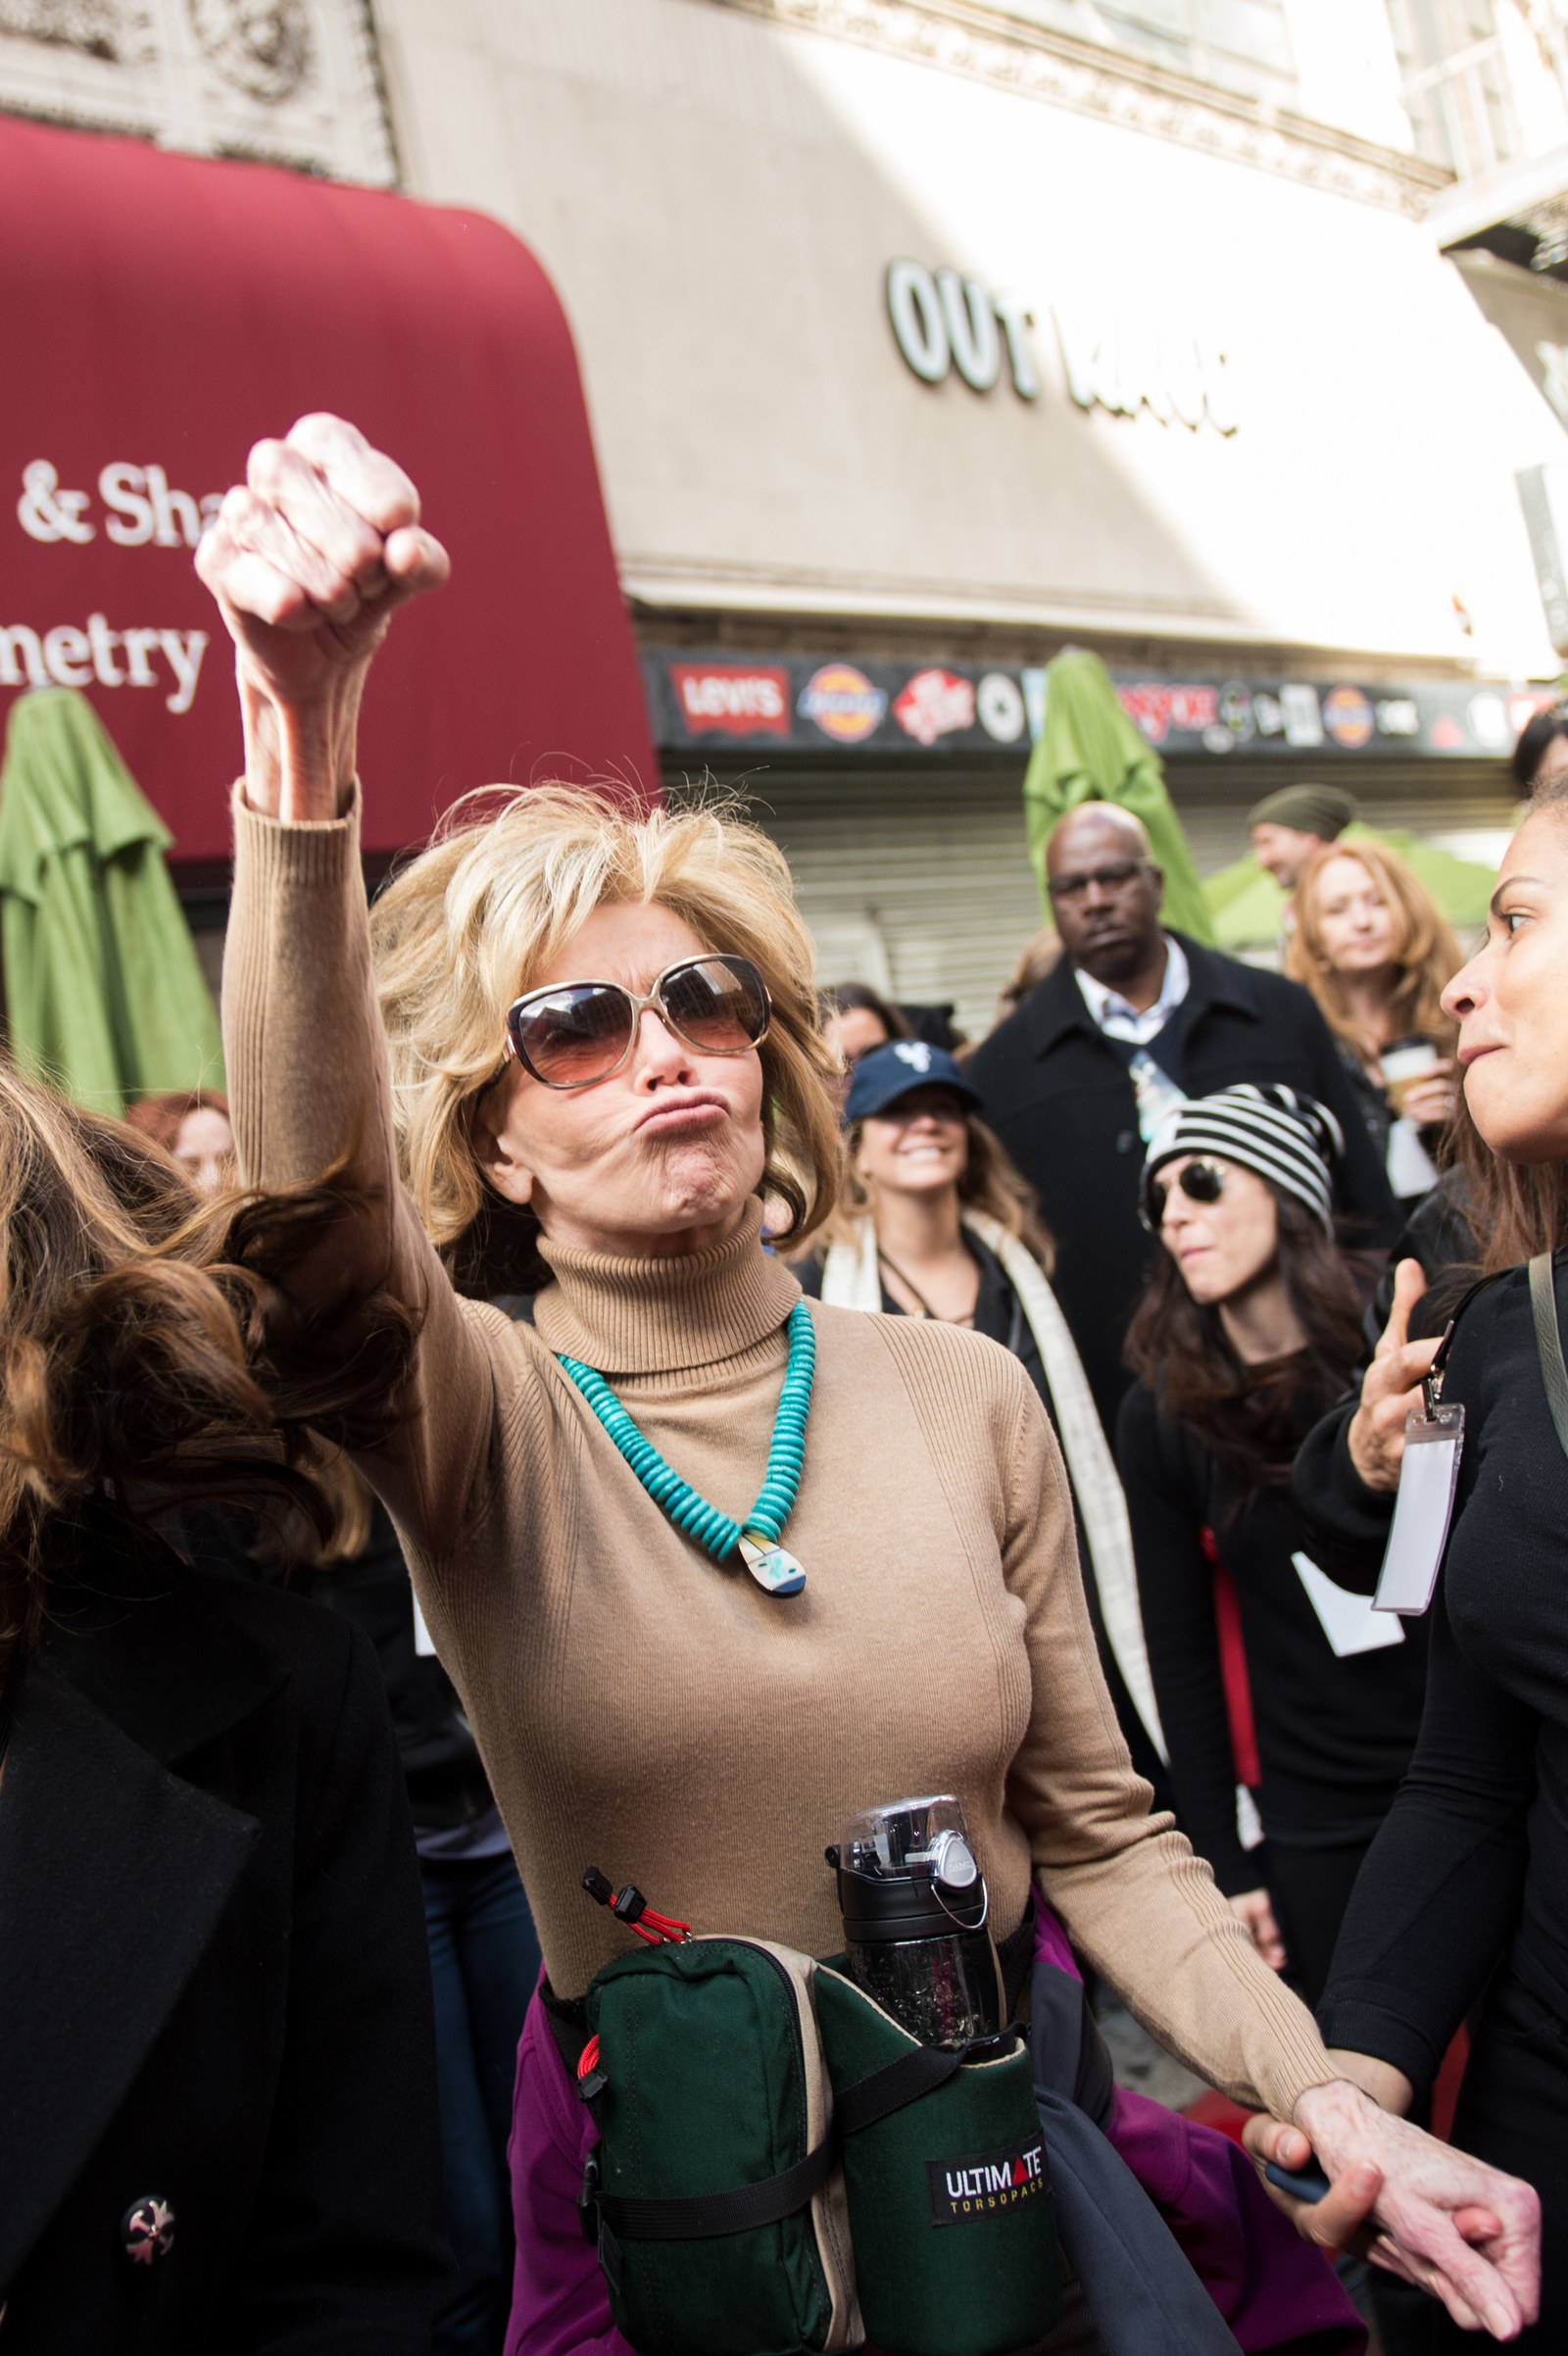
[0,116,655,866]
[647,653,1545,761]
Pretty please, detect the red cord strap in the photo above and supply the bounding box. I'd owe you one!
[581,1864,692,1944]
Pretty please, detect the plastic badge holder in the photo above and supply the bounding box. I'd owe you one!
[1373,1403,1465,1618]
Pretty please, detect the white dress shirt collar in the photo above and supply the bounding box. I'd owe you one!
[1074,934,1190,1048]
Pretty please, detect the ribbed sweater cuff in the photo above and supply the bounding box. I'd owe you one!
[1242,1973,1342,2117]
[230,777,363,886]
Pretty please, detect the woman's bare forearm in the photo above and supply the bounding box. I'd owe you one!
[239,669,364,823]
[1323,2046,1415,2117]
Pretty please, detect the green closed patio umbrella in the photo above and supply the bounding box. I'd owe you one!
[1022,649,1215,945]
[0,689,223,1114]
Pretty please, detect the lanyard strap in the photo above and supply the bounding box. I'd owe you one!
[1529,1252,1568,1463]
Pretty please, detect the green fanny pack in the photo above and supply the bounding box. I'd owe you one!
[572,1929,1062,2356]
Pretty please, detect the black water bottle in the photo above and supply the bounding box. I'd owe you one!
[827,1794,1003,2047]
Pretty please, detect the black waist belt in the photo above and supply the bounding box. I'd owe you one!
[594,2135,839,2242]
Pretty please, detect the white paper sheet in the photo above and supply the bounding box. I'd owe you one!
[1293,1551,1405,1656]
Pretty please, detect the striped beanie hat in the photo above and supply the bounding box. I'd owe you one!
[1140,1084,1345,1234]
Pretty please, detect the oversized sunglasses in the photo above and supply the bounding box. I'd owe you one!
[1143,1156,1227,1230]
[503,954,770,1090]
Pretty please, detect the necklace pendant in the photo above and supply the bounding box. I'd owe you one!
[738,1532,806,1597]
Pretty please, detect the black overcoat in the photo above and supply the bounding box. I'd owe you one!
[964,932,1400,1434]
[0,1514,449,2353]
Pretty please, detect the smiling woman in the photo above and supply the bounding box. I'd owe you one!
[1286,841,1459,1209]
[194,414,1542,2352]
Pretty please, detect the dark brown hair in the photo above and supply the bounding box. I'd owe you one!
[0,1066,414,1660]
[1124,1188,1368,1502]
[1513,703,1568,791]
[822,982,912,1043]
[1447,1090,1568,1275]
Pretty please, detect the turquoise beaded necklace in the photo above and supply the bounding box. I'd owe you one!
[556,1298,816,1597]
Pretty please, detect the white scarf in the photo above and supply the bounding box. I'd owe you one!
[819,1213,1165,1761]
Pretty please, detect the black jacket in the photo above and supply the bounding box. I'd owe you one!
[1290,1169,1480,1591]
[0,1516,448,2353]
[964,933,1400,1434]
[172,1497,495,1839]
[1116,1381,1427,1896]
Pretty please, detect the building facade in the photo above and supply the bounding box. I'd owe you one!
[8,1,1568,1025]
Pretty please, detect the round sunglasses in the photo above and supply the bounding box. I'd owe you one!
[1144,1156,1228,1230]
[503,954,770,1090]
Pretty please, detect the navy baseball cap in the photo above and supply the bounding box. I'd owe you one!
[843,1039,984,1126]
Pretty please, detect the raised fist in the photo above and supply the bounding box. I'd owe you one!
[197,415,450,820]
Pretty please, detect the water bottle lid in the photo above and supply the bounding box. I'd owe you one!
[831,1795,989,1940]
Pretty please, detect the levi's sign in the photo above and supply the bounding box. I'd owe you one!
[645,651,1526,761]
[670,662,790,737]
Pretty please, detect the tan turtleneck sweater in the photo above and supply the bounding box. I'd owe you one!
[221,786,1335,2119]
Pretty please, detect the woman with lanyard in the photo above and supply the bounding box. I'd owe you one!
[1116,1087,1429,2012]
[1254,782,1568,2347]
[195,413,1538,2349]
[797,1038,1167,1786]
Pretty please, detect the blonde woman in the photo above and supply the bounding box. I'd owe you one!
[796,1039,1166,1779]
[1286,841,1459,1204]
[192,414,1539,2347]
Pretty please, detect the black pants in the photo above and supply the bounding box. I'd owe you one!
[1422,1969,1568,2353]
[1265,1839,1371,2010]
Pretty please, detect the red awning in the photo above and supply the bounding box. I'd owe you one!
[0,116,654,863]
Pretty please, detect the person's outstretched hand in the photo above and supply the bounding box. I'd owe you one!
[1245,2085,1540,2338]
[1348,1257,1440,1494]
[196,415,450,823]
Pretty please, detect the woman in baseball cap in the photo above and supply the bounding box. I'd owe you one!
[1117,1087,1428,2042]
[795,1038,1166,1775]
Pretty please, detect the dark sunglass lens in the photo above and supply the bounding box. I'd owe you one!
[1149,1181,1169,1225]
[513,985,633,1085]
[1182,1161,1225,1204]
[662,957,768,1053]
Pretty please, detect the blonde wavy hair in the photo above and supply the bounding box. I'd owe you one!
[1286,837,1459,1063]
[369,786,844,1286]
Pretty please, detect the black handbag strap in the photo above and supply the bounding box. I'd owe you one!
[834,2025,1025,2137]
[595,2132,838,2241]
[1529,1252,1568,1462]
[834,2041,963,2135]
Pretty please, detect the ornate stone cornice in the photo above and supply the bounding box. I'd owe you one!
[705,0,1451,218]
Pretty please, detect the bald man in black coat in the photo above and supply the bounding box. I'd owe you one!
[966,807,1399,1441]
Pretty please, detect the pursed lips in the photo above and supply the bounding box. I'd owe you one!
[633,1093,729,1132]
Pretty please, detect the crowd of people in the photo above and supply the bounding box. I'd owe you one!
[2,410,1565,2356]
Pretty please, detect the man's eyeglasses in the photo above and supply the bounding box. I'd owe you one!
[503,955,770,1089]
[1144,1158,1227,1230]
[1046,859,1152,906]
